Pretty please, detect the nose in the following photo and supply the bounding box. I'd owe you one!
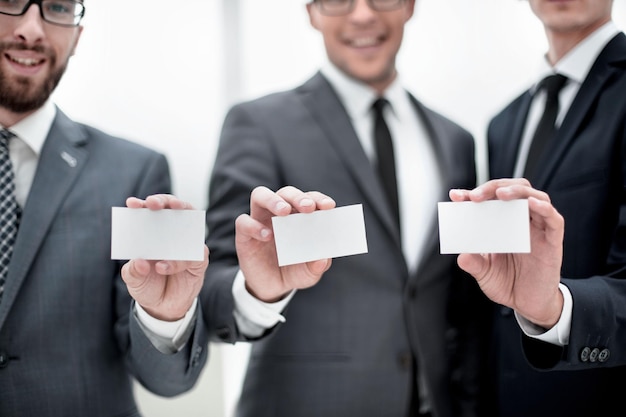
[349,0,377,21]
[12,5,46,43]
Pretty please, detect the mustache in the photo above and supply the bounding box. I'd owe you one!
[0,42,47,55]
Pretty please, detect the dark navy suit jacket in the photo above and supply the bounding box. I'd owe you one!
[486,33,626,417]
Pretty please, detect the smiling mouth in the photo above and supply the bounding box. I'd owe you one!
[349,36,384,48]
[7,54,45,67]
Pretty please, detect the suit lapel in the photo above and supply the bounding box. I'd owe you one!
[497,93,533,179]
[0,110,88,329]
[532,33,626,189]
[298,73,402,245]
[408,94,455,201]
[406,95,463,272]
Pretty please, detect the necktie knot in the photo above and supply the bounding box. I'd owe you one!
[0,129,15,149]
[538,74,568,101]
[372,97,389,115]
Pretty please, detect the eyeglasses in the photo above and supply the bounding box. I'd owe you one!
[0,0,85,27]
[312,0,405,16]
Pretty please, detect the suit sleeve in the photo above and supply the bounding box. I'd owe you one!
[523,116,626,370]
[202,101,286,344]
[523,276,626,370]
[116,151,210,396]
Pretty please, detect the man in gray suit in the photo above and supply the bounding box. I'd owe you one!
[204,0,489,416]
[0,1,211,415]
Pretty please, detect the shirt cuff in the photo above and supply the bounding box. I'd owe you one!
[135,298,198,352]
[515,282,572,346]
[232,269,295,337]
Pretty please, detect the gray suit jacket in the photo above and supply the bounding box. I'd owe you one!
[0,109,209,416]
[205,73,488,417]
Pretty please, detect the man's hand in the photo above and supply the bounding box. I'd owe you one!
[450,178,565,328]
[235,186,336,303]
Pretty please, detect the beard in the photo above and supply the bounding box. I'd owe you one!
[0,42,67,114]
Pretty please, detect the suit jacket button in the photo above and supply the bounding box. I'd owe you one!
[589,348,600,362]
[397,352,413,370]
[191,346,203,367]
[0,351,9,369]
[598,348,610,363]
[216,326,231,341]
[580,347,591,362]
[407,285,417,299]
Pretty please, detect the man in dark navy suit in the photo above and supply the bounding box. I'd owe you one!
[454,1,626,416]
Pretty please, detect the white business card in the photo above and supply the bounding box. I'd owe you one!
[437,199,530,254]
[111,207,205,261]
[272,204,368,266]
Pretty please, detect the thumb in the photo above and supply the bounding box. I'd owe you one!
[121,259,152,289]
[456,253,487,278]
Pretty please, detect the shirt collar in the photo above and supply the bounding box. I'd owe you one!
[320,61,407,121]
[4,100,56,156]
[534,21,620,91]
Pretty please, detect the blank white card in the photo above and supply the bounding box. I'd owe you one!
[438,199,530,254]
[111,207,205,261]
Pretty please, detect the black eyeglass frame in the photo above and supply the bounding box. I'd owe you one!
[0,0,85,27]
[311,0,405,16]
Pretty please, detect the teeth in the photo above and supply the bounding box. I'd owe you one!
[10,56,41,66]
[351,37,379,47]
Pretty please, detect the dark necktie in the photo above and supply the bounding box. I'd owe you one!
[0,129,20,303]
[372,98,400,232]
[523,74,568,180]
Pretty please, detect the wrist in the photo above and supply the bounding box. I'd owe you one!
[245,281,290,303]
[527,290,564,329]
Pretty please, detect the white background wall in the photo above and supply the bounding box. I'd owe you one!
[51,1,626,416]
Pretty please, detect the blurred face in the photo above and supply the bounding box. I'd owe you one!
[0,3,82,118]
[528,0,613,37]
[307,0,415,93]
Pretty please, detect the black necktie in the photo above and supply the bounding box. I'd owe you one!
[372,98,400,232]
[0,129,20,303]
[524,74,568,180]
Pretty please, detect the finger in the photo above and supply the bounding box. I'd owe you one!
[276,186,317,213]
[153,246,209,276]
[235,213,273,242]
[126,196,146,208]
[449,188,471,202]
[155,245,209,276]
[496,184,551,202]
[308,258,332,275]
[469,178,531,202]
[250,186,293,218]
[456,253,488,278]
[143,194,193,210]
[528,196,564,242]
[303,191,336,210]
[121,259,151,287]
